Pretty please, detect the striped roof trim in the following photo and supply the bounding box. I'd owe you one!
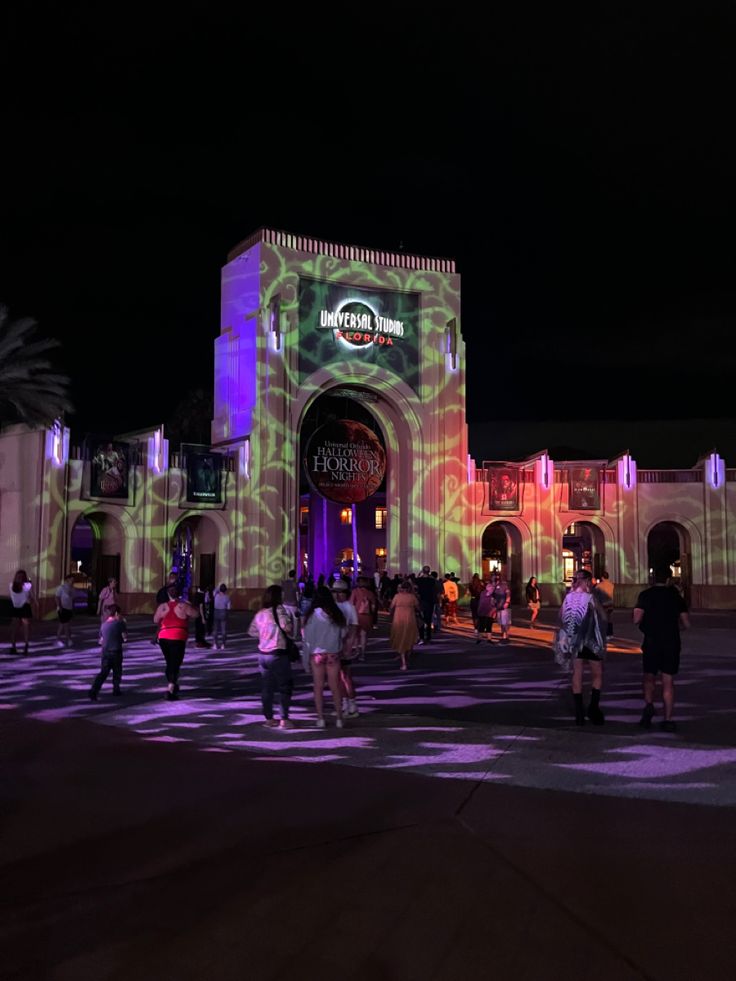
[227,227,456,273]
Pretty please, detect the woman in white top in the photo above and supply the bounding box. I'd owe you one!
[213,583,232,650]
[247,584,296,729]
[9,569,36,654]
[302,586,347,729]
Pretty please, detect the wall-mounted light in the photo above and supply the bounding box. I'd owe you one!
[708,452,724,490]
[270,294,281,351]
[539,452,552,490]
[45,420,69,467]
[147,428,169,474]
[617,451,636,490]
[239,438,251,479]
[467,454,476,484]
[445,318,457,370]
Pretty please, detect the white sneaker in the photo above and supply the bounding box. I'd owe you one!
[336,718,344,729]
[56,640,65,648]
[316,718,326,729]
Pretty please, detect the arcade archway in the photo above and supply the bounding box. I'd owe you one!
[171,514,223,594]
[561,521,606,584]
[70,511,124,600]
[481,521,523,602]
[648,521,692,598]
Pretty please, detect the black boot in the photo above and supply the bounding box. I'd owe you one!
[574,693,585,726]
[587,688,605,725]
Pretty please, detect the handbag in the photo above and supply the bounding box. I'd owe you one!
[272,608,300,662]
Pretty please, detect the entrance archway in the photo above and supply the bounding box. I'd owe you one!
[647,521,692,599]
[481,521,523,602]
[562,521,606,584]
[299,388,387,581]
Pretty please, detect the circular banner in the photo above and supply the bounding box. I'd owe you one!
[304,419,386,504]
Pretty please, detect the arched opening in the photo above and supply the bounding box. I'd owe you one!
[647,521,692,600]
[481,521,523,603]
[562,521,606,585]
[171,515,222,597]
[70,511,124,610]
[299,388,387,582]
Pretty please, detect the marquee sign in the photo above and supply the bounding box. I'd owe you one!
[304,419,386,505]
[298,278,420,392]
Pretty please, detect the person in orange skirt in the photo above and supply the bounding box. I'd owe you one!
[389,581,420,671]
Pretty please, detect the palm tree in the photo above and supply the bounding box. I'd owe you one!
[0,305,73,428]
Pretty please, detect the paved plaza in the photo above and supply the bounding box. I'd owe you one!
[2,608,736,979]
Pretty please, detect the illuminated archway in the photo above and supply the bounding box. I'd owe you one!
[647,520,693,600]
[70,508,137,595]
[480,520,529,602]
[171,513,227,594]
[296,375,425,577]
[561,520,607,583]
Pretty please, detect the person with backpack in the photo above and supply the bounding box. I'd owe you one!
[248,584,297,729]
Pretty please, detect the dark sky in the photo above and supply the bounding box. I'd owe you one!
[3,5,736,442]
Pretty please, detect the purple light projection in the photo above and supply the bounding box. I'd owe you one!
[3,615,736,807]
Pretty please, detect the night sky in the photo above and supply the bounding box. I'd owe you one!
[3,6,735,463]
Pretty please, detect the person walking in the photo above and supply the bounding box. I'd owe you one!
[301,586,347,728]
[442,574,459,625]
[594,570,615,638]
[213,583,232,650]
[490,572,512,642]
[151,573,178,645]
[350,575,376,659]
[248,584,297,729]
[526,576,541,627]
[9,570,36,655]
[55,574,76,647]
[331,578,360,719]
[431,571,444,634]
[97,577,119,623]
[554,569,608,726]
[475,579,496,644]
[89,605,128,701]
[192,584,211,648]
[281,569,300,623]
[204,584,215,637]
[416,566,437,644]
[389,581,420,670]
[153,585,200,700]
[633,564,690,732]
[468,573,484,631]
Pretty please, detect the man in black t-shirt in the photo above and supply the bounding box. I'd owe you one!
[633,565,690,732]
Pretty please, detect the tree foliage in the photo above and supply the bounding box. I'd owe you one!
[0,305,73,428]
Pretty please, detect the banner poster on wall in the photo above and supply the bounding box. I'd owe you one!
[569,466,601,510]
[304,419,386,505]
[186,451,223,503]
[485,463,520,511]
[298,278,420,394]
[89,439,130,499]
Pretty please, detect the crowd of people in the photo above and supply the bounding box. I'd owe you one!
[6,562,690,732]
